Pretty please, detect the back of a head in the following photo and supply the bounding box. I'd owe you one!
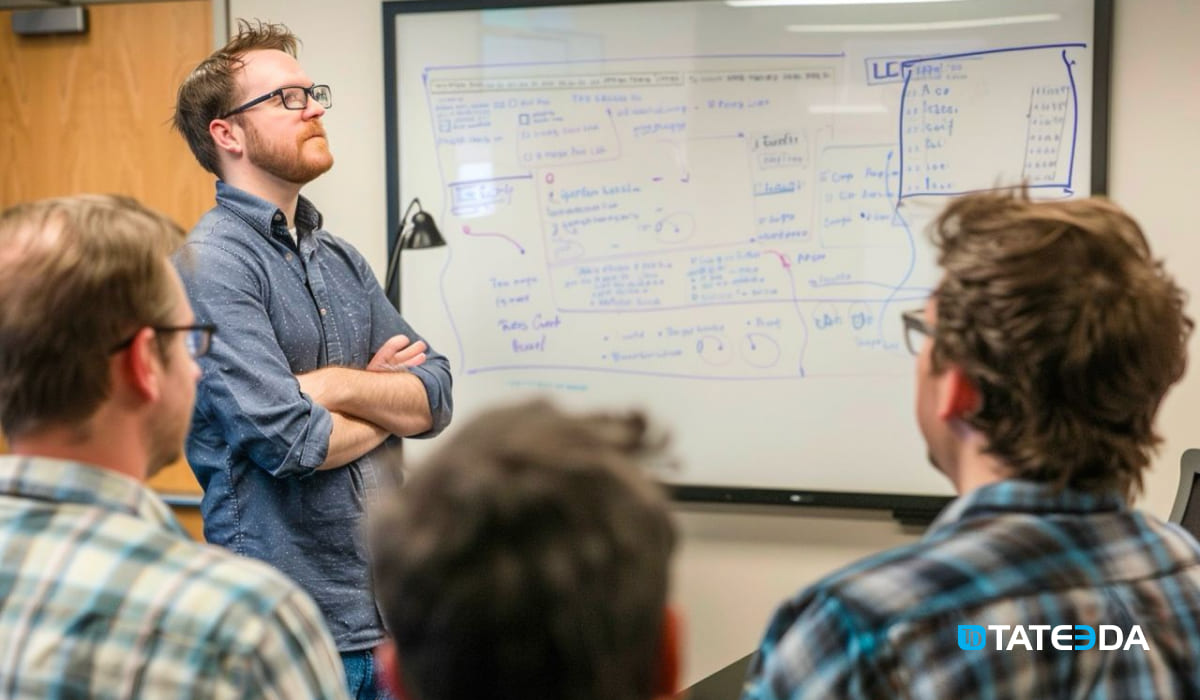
[931,189,1192,499]
[0,195,184,439]
[370,399,677,700]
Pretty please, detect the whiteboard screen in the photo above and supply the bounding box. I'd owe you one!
[384,0,1108,507]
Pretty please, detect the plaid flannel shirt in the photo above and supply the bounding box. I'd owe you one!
[0,455,350,699]
[741,479,1200,699]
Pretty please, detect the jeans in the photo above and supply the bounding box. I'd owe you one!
[341,649,395,700]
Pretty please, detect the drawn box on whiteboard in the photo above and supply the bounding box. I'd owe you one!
[897,44,1085,199]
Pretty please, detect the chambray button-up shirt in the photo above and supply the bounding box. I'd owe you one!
[176,182,453,652]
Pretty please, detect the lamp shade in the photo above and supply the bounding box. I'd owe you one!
[385,199,446,311]
[403,210,446,250]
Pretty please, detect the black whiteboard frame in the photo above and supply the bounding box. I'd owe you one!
[382,0,1113,524]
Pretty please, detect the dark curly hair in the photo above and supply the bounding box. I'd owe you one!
[370,399,676,700]
[930,189,1191,500]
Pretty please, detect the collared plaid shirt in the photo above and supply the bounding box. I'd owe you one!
[741,479,1200,699]
[0,455,350,699]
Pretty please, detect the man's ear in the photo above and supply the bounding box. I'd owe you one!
[209,118,245,158]
[653,605,684,699]
[116,327,162,403]
[936,365,980,421]
[375,640,409,700]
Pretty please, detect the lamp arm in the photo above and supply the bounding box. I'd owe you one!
[385,198,434,310]
[385,224,415,311]
[401,198,421,223]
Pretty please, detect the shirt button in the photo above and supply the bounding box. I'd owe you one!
[285,253,293,261]
[273,213,283,222]
[320,308,327,316]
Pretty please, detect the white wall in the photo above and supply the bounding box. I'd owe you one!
[225,0,1200,686]
[1108,0,1200,523]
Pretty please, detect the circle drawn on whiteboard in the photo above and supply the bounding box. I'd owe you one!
[741,333,781,368]
[696,334,732,366]
[654,212,696,244]
[553,240,586,261]
[848,302,874,331]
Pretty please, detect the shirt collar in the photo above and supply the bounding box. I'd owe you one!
[926,478,1127,538]
[215,180,324,240]
[0,455,188,537]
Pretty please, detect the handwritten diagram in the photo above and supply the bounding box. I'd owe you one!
[415,44,1088,381]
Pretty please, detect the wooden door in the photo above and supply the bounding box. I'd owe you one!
[0,1,214,534]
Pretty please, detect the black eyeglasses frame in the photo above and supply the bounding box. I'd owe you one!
[110,324,218,359]
[900,309,934,356]
[219,84,332,120]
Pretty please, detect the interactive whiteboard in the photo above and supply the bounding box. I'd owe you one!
[384,0,1109,512]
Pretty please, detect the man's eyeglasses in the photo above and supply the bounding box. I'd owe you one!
[220,84,332,119]
[900,309,934,355]
[110,324,217,359]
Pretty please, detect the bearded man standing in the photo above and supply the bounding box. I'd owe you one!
[173,20,453,699]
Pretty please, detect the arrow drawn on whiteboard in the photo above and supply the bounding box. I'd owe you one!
[762,249,791,269]
[461,225,526,254]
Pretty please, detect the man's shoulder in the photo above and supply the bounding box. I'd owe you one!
[116,532,337,667]
[805,514,1040,614]
[176,210,269,283]
[3,493,324,639]
[66,508,326,641]
[0,499,346,698]
[798,508,1200,630]
[184,205,257,251]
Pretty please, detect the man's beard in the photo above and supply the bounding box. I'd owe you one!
[145,412,187,479]
[244,119,334,185]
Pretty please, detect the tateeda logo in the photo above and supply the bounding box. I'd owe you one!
[957,624,1149,652]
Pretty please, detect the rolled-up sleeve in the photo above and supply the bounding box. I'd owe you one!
[178,243,331,479]
[358,249,454,439]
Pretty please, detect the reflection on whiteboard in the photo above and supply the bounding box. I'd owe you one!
[390,0,1097,499]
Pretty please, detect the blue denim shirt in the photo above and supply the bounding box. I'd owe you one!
[175,182,453,652]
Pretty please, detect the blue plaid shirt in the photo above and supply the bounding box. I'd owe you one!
[0,455,349,699]
[741,479,1200,699]
[177,182,453,652]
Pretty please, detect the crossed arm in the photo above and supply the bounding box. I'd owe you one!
[297,335,433,470]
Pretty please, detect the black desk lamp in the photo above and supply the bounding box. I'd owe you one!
[385,198,446,311]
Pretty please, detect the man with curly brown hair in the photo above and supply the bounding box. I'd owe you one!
[742,189,1200,699]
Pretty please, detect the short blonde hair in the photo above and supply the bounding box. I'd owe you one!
[0,195,185,439]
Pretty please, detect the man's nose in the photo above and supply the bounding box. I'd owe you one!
[303,98,326,119]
